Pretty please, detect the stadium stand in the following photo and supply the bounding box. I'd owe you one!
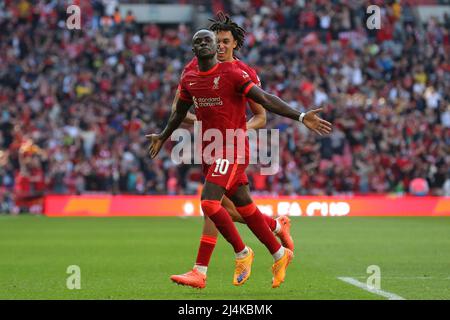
[0,0,449,214]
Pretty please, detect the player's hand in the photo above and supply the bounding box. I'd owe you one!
[146,134,163,159]
[302,108,332,136]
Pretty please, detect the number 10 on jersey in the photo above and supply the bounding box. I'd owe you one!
[214,159,230,175]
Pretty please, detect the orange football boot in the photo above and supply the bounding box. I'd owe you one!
[170,269,206,289]
[272,248,294,288]
[275,216,294,251]
[233,247,254,286]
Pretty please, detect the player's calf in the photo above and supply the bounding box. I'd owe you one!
[201,199,246,253]
[235,201,282,255]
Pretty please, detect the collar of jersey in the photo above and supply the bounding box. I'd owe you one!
[197,63,219,76]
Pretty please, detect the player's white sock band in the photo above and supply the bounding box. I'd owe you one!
[235,246,249,259]
[272,246,285,261]
[273,220,281,234]
[194,265,208,275]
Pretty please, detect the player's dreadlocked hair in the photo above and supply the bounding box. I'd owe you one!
[208,12,246,51]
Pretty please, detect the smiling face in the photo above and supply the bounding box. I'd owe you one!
[216,30,237,62]
[192,29,218,59]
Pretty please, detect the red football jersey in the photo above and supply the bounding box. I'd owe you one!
[178,62,256,165]
[178,57,261,90]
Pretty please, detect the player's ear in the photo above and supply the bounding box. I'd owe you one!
[233,40,237,49]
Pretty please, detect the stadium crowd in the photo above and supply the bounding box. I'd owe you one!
[0,0,449,213]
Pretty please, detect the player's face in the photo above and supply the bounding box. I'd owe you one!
[192,30,217,59]
[216,30,237,62]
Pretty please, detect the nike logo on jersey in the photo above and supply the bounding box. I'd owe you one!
[189,82,196,86]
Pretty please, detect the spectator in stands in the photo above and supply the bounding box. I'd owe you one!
[409,177,430,197]
[0,0,448,205]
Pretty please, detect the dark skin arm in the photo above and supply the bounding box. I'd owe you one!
[171,88,197,125]
[246,100,267,130]
[148,81,332,159]
[146,98,192,158]
[245,84,332,135]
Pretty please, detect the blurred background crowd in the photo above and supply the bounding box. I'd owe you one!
[0,0,449,214]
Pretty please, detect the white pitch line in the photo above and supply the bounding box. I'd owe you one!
[351,276,450,280]
[338,277,406,300]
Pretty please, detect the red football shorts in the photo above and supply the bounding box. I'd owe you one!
[203,159,249,197]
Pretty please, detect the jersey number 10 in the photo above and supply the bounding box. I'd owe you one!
[214,159,230,175]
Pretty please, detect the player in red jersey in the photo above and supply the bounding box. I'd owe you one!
[167,13,294,289]
[148,29,332,288]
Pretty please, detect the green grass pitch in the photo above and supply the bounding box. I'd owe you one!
[0,215,449,299]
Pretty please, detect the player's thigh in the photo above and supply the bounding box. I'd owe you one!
[221,196,245,223]
[228,184,253,207]
[202,160,236,201]
[201,180,226,201]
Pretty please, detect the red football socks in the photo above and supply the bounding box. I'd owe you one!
[264,215,277,232]
[237,202,281,254]
[201,200,246,253]
[195,235,217,267]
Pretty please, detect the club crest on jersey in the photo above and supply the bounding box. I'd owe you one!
[213,76,220,89]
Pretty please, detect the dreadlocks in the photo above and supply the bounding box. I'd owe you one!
[208,12,246,50]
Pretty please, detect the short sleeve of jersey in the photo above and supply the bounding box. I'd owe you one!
[230,65,255,95]
[253,72,262,87]
[177,57,198,91]
[235,61,261,87]
[178,76,193,103]
[245,67,261,87]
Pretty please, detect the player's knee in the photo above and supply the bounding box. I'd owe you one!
[231,213,245,223]
[228,185,252,207]
[235,202,257,218]
[224,204,245,223]
[201,200,222,217]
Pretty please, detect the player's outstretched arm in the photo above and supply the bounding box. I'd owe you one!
[171,88,197,125]
[146,99,192,159]
[245,84,332,135]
